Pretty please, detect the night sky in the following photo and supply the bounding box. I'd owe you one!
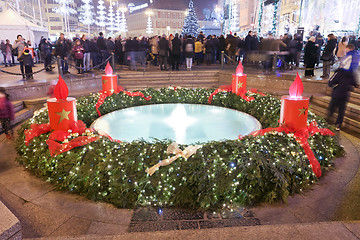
[91,0,219,19]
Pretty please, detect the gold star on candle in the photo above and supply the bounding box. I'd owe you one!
[56,108,71,124]
[298,107,308,117]
[237,82,243,89]
[102,79,108,84]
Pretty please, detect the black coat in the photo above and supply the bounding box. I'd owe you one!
[158,37,169,56]
[55,39,68,58]
[184,38,195,58]
[97,37,107,51]
[321,39,337,61]
[81,39,90,53]
[17,53,33,66]
[244,34,252,51]
[303,41,318,65]
[218,37,226,51]
[171,37,182,55]
[329,69,358,99]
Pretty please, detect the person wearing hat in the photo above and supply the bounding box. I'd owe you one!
[13,35,27,79]
[0,87,14,140]
[303,36,318,77]
[17,49,34,79]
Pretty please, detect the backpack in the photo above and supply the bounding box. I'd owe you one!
[12,47,18,56]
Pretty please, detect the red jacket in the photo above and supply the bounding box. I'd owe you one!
[72,45,84,59]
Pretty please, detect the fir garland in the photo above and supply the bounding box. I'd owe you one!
[15,88,343,210]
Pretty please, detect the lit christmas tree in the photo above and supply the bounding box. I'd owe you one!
[54,0,76,34]
[146,11,153,35]
[115,9,121,33]
[230,1,239,33]
[107,3,115,35]
[120,9,128,33]
[182,0,200,37]
[79,0,94,35]
[96,0,106,31]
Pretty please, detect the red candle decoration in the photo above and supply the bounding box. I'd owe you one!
[47,75,77,131]
[231,62,247,95]
[280,73,309,131]
[102,62,118,94]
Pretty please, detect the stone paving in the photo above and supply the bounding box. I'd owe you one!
[0,128,359,239]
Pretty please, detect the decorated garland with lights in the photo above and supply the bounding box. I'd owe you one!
[16,88,343,210]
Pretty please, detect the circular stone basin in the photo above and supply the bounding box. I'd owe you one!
[92,104,261,144]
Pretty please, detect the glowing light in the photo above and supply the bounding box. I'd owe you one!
[236,61,244,76]
[289,73,303,99]
[163,105,197,144]
[54,75,69,100]
[105,62,113,76]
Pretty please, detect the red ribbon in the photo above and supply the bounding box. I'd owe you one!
[25,123,51,146]
[208,86,264,104]
[239,121,334,178]
[47,136,100,157]
[96,86,152,116]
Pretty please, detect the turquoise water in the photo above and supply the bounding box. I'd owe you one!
[92,104,261,144]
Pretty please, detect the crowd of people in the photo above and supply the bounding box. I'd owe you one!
[1,31,360,79]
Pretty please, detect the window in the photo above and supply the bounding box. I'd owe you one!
[49,17,60,22]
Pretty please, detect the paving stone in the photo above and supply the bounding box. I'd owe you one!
[179,221,200,230]
[343,223,360,238]
[128,221,180,232]
[49,216,91,237]
[131,207,161,222]
[199,218,260,229]
[86,221,128,235]
[162,208,204,220]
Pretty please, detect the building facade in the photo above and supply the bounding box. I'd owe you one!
[127,8,185,37]
[238,0,256,34]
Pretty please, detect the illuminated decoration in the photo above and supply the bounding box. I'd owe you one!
[79,0,94,35]
[129,3,149,13]
[257,0,264,34]
[357,15,360,37]
[115,9,121,32]
[280,73,309,131]
[107,3,115,34]
[182,0,200,37]
[232,62,247,95]
[47,75,78,131]
[271,0,279,35]
[119,7,128,33]
[96,0,107,30]
[54,0,76,34]
[229,0,239,33]
[146,10,153,35]
[17,87,343,210]
[102,62,117,94]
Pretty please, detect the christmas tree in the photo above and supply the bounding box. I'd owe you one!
[107,3,115,34]
[96,0,106,30]
[146,12,153,35]
[54,0,76,33]
[182,0,200,37]
[115,9,121,33]
[79,0,94,35]
[120,9,128,33]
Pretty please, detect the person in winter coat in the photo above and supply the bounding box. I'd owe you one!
[184,36,195,70]
[336,37,348,59]
[40,38,53,71]
[13,35,27,79]
[315,33,324,65]
[80,35,91,72]
[17,49,33,79]
[115,36,124,65]
[243,31,252,63]
[328,44,359,130]
[225,34,237,62]
[158,35,169,71]
[171,33,182,71]
[1,40,13,67]
[150,36,159,66]
[97,32,108,70]
[303,36,318,77]
[89,38,100,69]
[138,37,148,71]
[194,38,204,65]
[55,33,70,74]
[288,34,303,68]
[321,33,337,78]
[72,39,85,74]
[0,87,15,140]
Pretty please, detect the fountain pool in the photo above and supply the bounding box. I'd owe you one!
[92,104,261,144]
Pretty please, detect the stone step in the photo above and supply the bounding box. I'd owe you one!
[310,104,360,134]
[12,101,24,113]
[0,107,33,133]
[311,96,360,122]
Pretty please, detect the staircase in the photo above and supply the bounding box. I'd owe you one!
[0,101,34,133]
[311,87,360,134]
